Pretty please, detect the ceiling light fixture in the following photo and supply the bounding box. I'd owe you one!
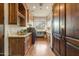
[33,6,36,9]
[46,6,49,9]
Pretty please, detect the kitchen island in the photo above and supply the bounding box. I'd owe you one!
[8,33,32,56]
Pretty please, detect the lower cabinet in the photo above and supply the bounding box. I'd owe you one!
[65,37,79,56]
[9,34,32,56]
[53,34,61,56]
[0,33,4,56]
[53,37,60,55]
[66,42,79,56]
[25,34,32,54]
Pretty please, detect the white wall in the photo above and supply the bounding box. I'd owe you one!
[46,13,53,48]
[8,25,27,35]
[46,19,52,48]
[4,3,8,56]
[33,17,47,31]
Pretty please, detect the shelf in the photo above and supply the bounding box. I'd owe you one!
[18,3,26,16]
[17,11,25,20]
[19,15,26,27]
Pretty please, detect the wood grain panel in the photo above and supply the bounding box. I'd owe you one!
[0,4,4,24]
[8,3,17,24]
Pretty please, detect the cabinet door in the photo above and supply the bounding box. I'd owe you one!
[18,38,25,56]
[66,42,79,56]
[0,33,4,56]
[28,35,32,48]
[53,35,60,55]
[0,4,4,24]
[53,4,60,55]
[25,35,32,55]
[59,3,66,56]
[66,4,79,56]
[19,16,26,26]
[9,38,18,56]
[8,3,17,24]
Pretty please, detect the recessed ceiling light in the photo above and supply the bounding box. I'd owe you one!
[33,6,36,9]
[46,6,49,9]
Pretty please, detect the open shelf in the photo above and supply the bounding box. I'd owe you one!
[17,3,26,26]
[18,3,26,16]
[18,11,25,20]
[19,16,26,26]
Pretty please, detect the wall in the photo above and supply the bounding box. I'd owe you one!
[4,3,8,56]
[46,12,53,48]
[46,19,52,48]
[0,25,3,33]
[8,25,27,35]
[33,17,47,31]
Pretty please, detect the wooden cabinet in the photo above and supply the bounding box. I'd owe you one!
[0,3,4,56]
[0,4,4,24]
[66,42,79,56]
[25,34,32,54]
[9,34,32,56]
[53,34,60,55]
[8,3,27,26]
[59,4,66,56]
[65,4,79,56]
[8,3,17,24]
[18,38,25,55]
[0,33,4,56]
[18,3,26,26]
[9,38,19,55]
[19,16,26,26]
[9,37,25,56]
[18,3,26,16]
[53,4,60,55]
[52,3,79,56]
[65,37,79,56]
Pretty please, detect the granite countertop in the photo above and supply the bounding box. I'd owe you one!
[8,33,32,38]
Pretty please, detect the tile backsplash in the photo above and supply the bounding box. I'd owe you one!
[8,25,27,35]
[0,25,4,33]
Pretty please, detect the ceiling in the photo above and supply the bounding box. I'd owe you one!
[27,3,53,17]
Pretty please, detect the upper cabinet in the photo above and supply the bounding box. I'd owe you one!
[27,9,29,22]
[29,12,33,21]
[53,4,60,34]
[8,3,17,24]
[0,4,4,24]
[18,3,26,16]
[66,4,79,39]
[18,3,27,26]
[8,3,28,27]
